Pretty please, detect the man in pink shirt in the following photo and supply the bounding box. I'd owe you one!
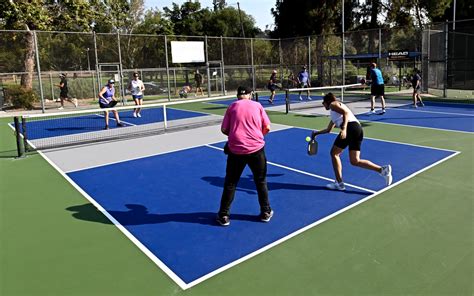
[217,86,273,226]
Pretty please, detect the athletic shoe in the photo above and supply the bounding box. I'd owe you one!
[104,125,109,130]
[117,122,124,127]
[133,112,137,118]
[299,96,303,101]
[412,104,418,108]
[137,113,141,118]
[326,181,346,191]
[268,99,273,104]
[73,98,78,107]
[216,215,230,226]
[420,102,425,107]
[380,165,393,186]
[381,109,386,114]
[58,106,64,110]
[260,210,274,222]
[307,96,312,101]
[369,109,376,114]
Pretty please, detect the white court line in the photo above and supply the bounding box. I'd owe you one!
[204,144,376,194]
[357,118,474,134]
[25,124,462,290]
[387,107,474,117]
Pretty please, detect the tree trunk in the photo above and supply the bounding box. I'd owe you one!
[21,31,35,90]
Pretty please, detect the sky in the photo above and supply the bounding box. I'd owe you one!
[145,0,276,31]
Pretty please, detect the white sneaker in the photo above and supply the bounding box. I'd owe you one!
[137,113,141,118]
[299,96,303,101]
[133,112,137,118]
[307,96,312,101]
[58,106,64,110]
[381,109,386,114]
[326,181,346,191]
[380,165,393,186]
[369,109,376,114]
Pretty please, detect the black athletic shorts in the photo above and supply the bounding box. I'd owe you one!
[371,84,385,96]
[268,83,278,92]
[99,100,118,109]
[333,121,363,151]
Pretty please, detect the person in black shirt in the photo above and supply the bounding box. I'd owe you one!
[57,73,78,110]
[411,69,424,108]
[194,70,204,96]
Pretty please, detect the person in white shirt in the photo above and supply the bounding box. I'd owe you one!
[128,72,145,117]
[311,92,392,190]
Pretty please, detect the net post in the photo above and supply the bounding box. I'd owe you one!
[285,89,289,114]
[255,92,259,102]
[13,117,25,158]
[341,86,344,102]
[21,116,29,152]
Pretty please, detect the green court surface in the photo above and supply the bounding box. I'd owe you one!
[0,98,473,296]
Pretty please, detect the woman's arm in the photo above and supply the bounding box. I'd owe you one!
[312,120,335,139]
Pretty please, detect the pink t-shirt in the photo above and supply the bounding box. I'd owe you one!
[221,99,271,155]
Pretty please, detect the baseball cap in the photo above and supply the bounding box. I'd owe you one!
[237,86,252,96]
[59,73,66,77]
[108,79,115,84]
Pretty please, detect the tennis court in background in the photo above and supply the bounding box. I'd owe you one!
[39,118,457,289]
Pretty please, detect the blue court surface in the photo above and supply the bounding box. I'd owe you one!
[357,102,474,132]
[66,127,456,286]
[23,107,207,140]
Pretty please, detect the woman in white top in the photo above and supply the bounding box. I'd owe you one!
[128,72,145,117]
[311,93,392,190]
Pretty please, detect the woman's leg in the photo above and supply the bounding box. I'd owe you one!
[330,145,344,183]
[104,111,109,128]
[349,150,382,173]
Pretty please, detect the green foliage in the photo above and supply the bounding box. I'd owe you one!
[4,84,39,110]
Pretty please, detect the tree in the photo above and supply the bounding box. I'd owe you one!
[0,0,130,89]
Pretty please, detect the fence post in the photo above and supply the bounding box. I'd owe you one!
[116,32,125,105]
[164,35,171,101]
[93,32,100,94]
[444,21,448,98]
[308,36,311,76]
[251,38,255,91]
[33,31,45,113]
[220,36,226,95]
[205,35,211,97]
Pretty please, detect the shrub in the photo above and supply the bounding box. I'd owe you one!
[4,85,39,110]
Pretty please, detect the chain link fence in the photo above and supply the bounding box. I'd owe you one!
[1,20,472,112]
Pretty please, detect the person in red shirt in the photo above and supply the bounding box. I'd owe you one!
[217,86,273,226]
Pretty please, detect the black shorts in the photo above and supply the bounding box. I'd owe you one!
[371,84,385,96]
[60,91,68,98]
[333,121,363,151]
[99,100,118,109]
[268,84,278,92]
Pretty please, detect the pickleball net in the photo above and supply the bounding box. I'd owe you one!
[284,83,368,113]
[14,96,226,153]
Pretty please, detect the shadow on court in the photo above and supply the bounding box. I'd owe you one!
[201,174,366,196]
[66,203,263,226]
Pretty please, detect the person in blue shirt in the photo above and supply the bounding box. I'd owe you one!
[297,65,311,101]
[368,63,386,114]
[98,79,124,129]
